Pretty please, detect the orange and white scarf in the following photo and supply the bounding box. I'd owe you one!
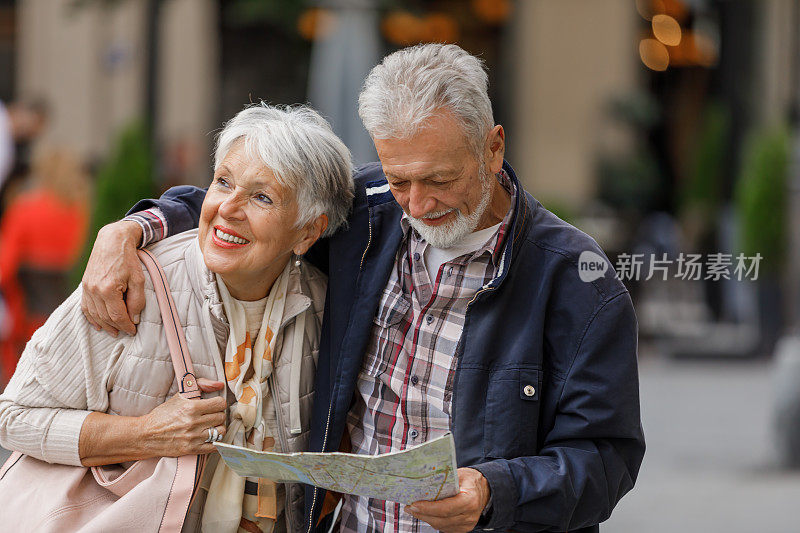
[202,262,292,533]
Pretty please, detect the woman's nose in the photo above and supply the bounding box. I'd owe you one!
[217,193,246,220]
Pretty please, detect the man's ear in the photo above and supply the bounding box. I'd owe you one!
[294,214,328,256]
[485,125,505,174]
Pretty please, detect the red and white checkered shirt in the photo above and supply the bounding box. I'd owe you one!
[124,208,169,247]
[341,170,516,533]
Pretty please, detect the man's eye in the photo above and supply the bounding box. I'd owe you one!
[389,181,408,189]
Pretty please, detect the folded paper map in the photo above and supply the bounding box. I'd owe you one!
[214,432,459,504]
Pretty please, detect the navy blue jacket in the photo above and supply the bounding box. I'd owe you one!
[132,161,644,532]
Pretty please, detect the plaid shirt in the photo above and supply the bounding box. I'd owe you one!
[341,170,516,533]
[124,208,169,247]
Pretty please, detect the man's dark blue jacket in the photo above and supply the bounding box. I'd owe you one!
[132,161,645,532]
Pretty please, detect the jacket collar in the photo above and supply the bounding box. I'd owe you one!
[363,159,533,289]
[488,160,532,289]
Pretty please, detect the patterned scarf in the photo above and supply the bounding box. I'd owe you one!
[202,261,291,533]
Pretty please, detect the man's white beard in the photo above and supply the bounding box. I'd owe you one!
[407,168,494,249]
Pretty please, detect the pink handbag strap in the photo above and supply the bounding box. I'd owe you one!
[0,451,22,480]
[136,248,205,532]
[136,249,201,399]
[0,250,204,532]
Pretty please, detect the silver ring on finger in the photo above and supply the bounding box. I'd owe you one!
[214,429,223,442]
[204,428,215,444]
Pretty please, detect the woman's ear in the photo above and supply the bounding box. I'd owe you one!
[294,214,328,256]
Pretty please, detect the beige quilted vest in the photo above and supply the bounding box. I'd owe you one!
[109,230,325,533]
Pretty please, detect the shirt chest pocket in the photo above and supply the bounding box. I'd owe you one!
[362,295,412,378]
[484,367,542,458]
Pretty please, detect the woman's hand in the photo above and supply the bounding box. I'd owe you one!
[142,379,228,456]
[81,220,146,337]
[79,379,228,466]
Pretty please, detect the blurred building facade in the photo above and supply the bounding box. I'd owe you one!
[13,0,217,184]
[3,0,797,211]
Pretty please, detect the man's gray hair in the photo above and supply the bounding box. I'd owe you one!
[214,103,354,237]
[358,43,494,155]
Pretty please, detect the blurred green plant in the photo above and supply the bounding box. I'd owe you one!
[71,120,157,285]
[596,152,661,212]
[225,0,305,29]
[538,200,576,225]
[596,92,662,213]
[607,92,660,130]
[734,125,791,274]
[680,101,730,218]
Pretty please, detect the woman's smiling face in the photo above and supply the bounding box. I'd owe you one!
[198,141,310,301]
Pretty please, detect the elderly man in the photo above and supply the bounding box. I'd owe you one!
[82,44,644,533]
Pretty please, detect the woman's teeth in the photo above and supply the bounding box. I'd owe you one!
[215,228,249,244]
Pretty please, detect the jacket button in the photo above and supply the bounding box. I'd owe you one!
[426,315,433,324]
[523,385,536,397]
[410,375,419,385]
[409,428,419,439]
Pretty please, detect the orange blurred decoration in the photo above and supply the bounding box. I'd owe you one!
[691,32,719,67]
[297,8,338,41]
[635,0,665,21]
[652,14,681,46]
[382,11,424,46]
[382,11,460,46]
[640,38,670,71]
[472,0,512,25]
[668,32,718,68]
[421,13,459,44]
[660,0,689,22]
[636,0,688,22]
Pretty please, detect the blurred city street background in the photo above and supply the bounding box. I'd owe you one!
[608,354,800,532]
[2,0,800,530]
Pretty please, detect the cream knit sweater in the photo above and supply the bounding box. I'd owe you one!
[0,230,325,527]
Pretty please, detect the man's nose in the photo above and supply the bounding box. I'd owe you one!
[407,183,434,218]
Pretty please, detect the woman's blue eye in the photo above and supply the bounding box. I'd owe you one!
[215,177,230,188]
[255,193,273,205]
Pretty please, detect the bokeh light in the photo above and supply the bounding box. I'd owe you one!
[636,0,666,21]
[421,13,459,44]
[640,38,670,71]
[472,0,512,25]
[661,0,689,22]
[382,11,423,46]
[652,14,682,47]
[297,8,337,41]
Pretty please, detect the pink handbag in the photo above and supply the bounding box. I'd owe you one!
[0,249,208,532]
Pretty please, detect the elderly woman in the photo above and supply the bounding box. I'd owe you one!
[0,103,353,532]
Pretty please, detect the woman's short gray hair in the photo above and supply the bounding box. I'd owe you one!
[357,43,494,156]
[214,103,354,237]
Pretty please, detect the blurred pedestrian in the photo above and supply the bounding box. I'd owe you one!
[0,148,90,382]
[0,99,49,211]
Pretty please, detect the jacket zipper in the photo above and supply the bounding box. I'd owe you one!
[307,212,373,532]
[306,399,334,533]
[359,206,374,270]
